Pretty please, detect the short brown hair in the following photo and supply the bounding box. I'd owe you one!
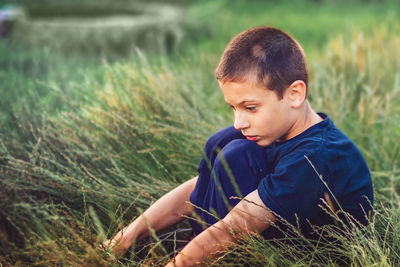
[216,26,308,99]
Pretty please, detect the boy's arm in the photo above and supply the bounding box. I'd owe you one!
[165,189,275,267]
[103,176,198,256]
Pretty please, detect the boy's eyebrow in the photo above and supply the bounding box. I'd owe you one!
[224,98,259,105]
[239,100,259,105]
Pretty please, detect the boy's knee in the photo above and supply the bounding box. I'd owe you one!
[203,126,244,157]
[215,139,263,171]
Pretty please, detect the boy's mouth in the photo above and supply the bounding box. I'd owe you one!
[246,135,258,141]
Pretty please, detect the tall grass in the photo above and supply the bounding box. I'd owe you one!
[186,0,400,57]
[0,41,106,142]
[311,25,400,172]
[0,50,224,265]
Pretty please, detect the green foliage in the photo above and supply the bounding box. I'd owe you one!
[1,0,400,265]
[186,0,400,58]
[7,3,185,55]
[0,49,222,265]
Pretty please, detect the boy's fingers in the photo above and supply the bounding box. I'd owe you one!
[98,241,120,262]
[99,241,108,250]
[99,239,115,251]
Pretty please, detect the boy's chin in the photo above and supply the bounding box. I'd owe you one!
[256,139,274,147]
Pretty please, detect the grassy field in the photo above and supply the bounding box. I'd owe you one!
[1,0,400,265]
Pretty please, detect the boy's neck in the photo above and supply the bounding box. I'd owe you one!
[302,101,323,130]
[277,101,323,143]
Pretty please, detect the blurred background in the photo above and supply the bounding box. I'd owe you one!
[2,0,398,54]
[1,0,400,265]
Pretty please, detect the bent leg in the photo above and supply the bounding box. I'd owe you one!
[190,137,271,233]
[190,126,244,233]
[191,126,244,213]
[200,126,245,169]
[212,139,271,218]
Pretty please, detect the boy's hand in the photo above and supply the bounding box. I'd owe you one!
[165,190,275,266]
[100,233,131,256]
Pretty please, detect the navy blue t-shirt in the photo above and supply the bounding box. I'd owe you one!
[257,113,373,238]
[190,113,374,238]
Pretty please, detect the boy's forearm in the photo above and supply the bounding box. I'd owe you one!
[165,220,234,267]
[107,176,198,252]
[138,176,198,233]
[165,190,275,266]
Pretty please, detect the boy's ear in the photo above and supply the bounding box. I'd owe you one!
[288,80,307,108]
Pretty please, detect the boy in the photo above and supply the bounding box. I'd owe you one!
[103,26,374,266]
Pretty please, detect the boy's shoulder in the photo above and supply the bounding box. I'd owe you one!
[271,113,364,167]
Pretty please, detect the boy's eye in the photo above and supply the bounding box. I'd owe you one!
[245,106,256,111]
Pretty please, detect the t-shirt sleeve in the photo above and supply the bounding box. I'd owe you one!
[257,152,328,227]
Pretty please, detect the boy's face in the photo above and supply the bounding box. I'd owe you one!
[219,76,298,147]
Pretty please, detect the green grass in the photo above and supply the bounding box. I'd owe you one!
[186,0,400,58]
[1,0,400,265]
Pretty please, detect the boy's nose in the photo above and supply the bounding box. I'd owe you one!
[234,113,250,130]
